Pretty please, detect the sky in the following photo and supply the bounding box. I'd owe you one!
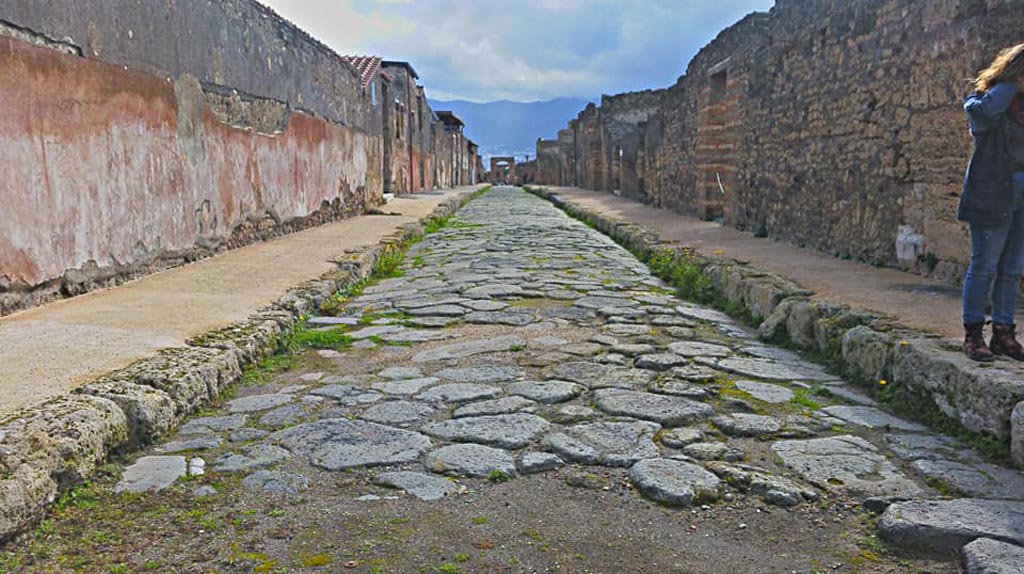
[260,0,776,103]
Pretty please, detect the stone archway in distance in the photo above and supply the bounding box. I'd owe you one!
[490,157,516,184]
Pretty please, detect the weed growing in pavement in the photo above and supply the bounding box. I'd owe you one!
[645,248,715,304]
[242,352,298,386]
[291,327,354,351]
[357,311,412,327]
[789,387,821,411]
[56,483,99,511]
[486,469,511,482]
[374,242,406,279]
[810,384,833,398]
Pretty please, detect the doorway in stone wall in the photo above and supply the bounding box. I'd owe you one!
[381,80,393,194]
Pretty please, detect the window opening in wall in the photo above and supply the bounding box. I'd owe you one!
[371,83,377,107]
[710,70,727,104]
[396,102,404,140]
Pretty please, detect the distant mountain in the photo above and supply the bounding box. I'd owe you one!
[428,98,593,161]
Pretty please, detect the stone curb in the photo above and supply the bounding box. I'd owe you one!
[0,189,478,543]
[528,187,1024,470]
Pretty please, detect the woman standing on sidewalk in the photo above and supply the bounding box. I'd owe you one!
[960,43,1024,361]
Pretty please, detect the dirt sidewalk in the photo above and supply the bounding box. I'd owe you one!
[546,187,1023,342]
[0,187,482,418]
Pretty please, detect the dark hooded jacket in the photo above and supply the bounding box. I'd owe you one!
[959,82,1019,227]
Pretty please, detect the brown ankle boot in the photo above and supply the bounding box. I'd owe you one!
[990,323,1024,360]
[964,322,995,362]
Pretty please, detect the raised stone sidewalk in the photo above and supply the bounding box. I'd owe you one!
[531,187,1024,470]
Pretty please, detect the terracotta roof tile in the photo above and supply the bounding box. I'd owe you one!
[341,55,381,88]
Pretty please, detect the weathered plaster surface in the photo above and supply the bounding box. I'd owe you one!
[0,37,380,312]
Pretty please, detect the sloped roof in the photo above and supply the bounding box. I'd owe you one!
[435,111,464,128]
[342,55,382,88]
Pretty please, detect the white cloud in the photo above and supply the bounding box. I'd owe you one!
[259,0,775,102]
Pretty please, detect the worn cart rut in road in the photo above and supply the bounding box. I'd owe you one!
[4,187,1022,573]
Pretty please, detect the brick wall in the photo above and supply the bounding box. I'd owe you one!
[540,0,1024,283]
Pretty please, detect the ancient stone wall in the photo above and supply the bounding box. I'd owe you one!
[0,1,475,316]
[540,0,1024,281]
[536,140,562,185]
[0,0,372,130]
[599,90,664,200]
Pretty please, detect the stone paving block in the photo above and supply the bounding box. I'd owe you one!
[452,396,537,418]
[412,336,527,362]
[546,421,661,467]
[225,394,293,413]
[360,401,436,427]
[909,459,1024,500]
[507,380,585,404]
[372,471,464,501]
[434,365,523,384]
[422,413,550,449]
[425,444,517,478]
[629,458,721,507]
[713,413,783,438]
[214,444,291,473]
[271,419,432,471]
[821,406,927,432]
[734,381,794,404]
[878,498,1024,551]
[593,389,714,426]
[371,377,438,395]
[116,456,189,493]
[416,383,502,404]
[518,452,564,474]
[703,356,837,382]
[772,435,922,498]
[242,471,311,496]
[961,537,1024,574]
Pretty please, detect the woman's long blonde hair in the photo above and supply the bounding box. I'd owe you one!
[976,43,1024,94]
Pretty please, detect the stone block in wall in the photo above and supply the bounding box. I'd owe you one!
[75,378,177,449]
[0,395,128,486]
[891,339,1024,440]
[0,464,55,545]
[708,263,809,320]
[757,297,820,350]
[0,394,129,541]
[188,317,286,368]
[757,294,884,359]
[841,325,897,383]
[112,347,243,422]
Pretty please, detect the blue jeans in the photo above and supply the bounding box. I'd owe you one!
[963,172,1024,325]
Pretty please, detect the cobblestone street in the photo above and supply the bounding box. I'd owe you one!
[6,187,1023,573]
